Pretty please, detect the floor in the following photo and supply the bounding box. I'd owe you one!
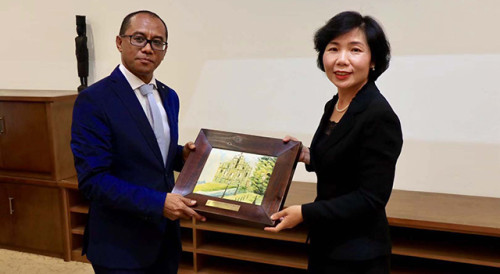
[0,248,93,274]
[0,249,198,274]
[2,248,498,274]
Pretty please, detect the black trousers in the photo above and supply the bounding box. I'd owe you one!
[92,247,179,274]
[308,254,391,274]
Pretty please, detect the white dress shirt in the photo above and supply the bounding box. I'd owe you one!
[119,64,171,155]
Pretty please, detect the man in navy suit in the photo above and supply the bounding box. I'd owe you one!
[71,10,205,273]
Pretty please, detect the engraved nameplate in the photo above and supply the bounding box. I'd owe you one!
[206,200,240,212]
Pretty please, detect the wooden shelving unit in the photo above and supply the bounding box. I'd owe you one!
[2,89,498,272]
[386,189,500,270]
[60,179,500,272]
[0,90,77,260]
[189,256,307,274]
[60,177,311,271]
[60,176,89,263]
[195,229,307,268]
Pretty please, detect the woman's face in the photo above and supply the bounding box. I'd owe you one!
[322,28,373,94]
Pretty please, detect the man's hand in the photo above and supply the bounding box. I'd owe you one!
[163,193,206,221]
[264,205,303,233]
[182,141,196,162]
[283,136,310,165]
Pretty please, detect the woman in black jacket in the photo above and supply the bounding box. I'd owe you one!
[265,11,403,273]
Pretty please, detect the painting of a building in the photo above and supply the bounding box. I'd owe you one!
[213,152,252,189]
[193,148,277,205]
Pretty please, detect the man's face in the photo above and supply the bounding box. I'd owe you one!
[116,13,167,83]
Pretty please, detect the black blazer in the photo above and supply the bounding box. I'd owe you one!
[302,81,403,263]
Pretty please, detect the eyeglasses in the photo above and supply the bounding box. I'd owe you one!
[120,34,168,51]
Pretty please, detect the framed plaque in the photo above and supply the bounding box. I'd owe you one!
[173,129,301,226]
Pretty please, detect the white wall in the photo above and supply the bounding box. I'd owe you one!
[1,0,499,197]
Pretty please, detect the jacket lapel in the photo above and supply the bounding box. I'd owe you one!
[156,80,178,169]
[322,109,355,150]
[310,96,335,153]
[314,81,378,162]
[109,67,165,165]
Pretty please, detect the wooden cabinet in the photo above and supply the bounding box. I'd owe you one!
[0,182,64,256]
[0,183,13,244]
[0,90,77,259]
[0,90,77,180]
[0,101,51,174]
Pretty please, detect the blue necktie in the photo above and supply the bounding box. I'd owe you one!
[139,84,168,165]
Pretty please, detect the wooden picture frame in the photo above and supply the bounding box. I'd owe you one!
[173,129,301,226]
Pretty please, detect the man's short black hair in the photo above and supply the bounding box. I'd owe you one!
[119,10,168,41]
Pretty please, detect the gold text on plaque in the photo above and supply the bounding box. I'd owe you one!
[206,200,240,212]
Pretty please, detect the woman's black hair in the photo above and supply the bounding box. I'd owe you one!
[314,11,390,81]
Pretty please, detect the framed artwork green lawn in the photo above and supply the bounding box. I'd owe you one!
[173,129,301,226]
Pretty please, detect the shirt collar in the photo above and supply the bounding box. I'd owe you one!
[119,64,157,91]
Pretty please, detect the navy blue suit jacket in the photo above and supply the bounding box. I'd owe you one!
[71,67,184,268]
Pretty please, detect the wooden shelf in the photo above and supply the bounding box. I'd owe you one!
[387,189,500,237]
[194,256,307,274]
[180,219,194,228]
[182,242,194,253]
[0,90,77,101]
[69,204,89,214]
[58,176,78,189]
[71,248,89,263]
[194,219,307,243]
[178,263,196,274]
[392,228,500,267]
[71,226,85,235]
[181,227,194,253]
[391,255,499,274]
[196,231,307,269]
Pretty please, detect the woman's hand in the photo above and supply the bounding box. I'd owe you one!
[283,136,310,165]
[264,205,303,233]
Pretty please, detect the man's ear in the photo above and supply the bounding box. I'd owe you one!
[116,36,123,52]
